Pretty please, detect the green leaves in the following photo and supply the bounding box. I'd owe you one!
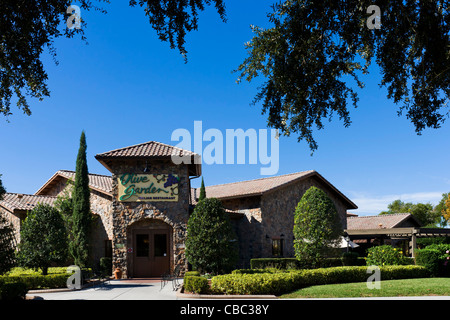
[293,186,342,266]
[185,197,238,274]
[237,0,450,152]
[17,204,68,275]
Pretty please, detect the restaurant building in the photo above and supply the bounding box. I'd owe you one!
[0,141,358,278]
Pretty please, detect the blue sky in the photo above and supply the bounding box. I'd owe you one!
[0,1,449,216]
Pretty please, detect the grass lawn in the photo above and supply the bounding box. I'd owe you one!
[281,278,450,298]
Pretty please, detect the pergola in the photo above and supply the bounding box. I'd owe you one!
[345,227,450,256]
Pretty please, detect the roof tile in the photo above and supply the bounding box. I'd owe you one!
[0,193,57,212]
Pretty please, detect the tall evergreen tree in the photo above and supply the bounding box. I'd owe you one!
[294,186,343,267]
[70,131,91,267]
[198,177,206,201]
[186,198,238,274]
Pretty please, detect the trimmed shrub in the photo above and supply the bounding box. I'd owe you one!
[250,257,348,270]
[250,258,301,270]
[415,244,450,276]
[184,276,209,294]
[366,245,410,266]
[211,265,429,295]
[0,282,28,300]
[185,198,239,274]
[294,186,342,267]
[184,271,201,277]
[0,273,71,290]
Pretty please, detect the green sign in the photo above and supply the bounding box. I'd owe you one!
[117,173,179,202]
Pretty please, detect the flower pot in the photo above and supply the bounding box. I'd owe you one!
[114,268,122,279]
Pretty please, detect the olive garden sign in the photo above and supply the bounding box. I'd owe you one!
[117,173,179,202]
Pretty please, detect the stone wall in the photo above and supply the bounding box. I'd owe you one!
[221,196,262,268]
[221,176,350,267]
[0,207,22,244]
[260,176,349,258]
[109,159,191,278]
[44,179,114,264]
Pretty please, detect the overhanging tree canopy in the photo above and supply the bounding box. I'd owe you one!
[236,0,450,152]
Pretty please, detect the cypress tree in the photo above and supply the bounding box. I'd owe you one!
[198,177,206,201]
[70,131,91,267]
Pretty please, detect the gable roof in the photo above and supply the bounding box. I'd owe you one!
[346,213,422,230]
[35,170,113,196]
[192,170,357,209]
[0,193,57,213]
[95,141,201,176]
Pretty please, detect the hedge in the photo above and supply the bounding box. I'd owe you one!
[183,276,209,294]
[211,265,429,295]
[415,245,450,276]
[250,257,364,270]
[0,282,28,300]
[0,273,71,290]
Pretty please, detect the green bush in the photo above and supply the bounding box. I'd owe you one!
[341,252,361,266]
[415,244,450,276]
[184,271,201,277]
[294,186,343,268]
[184,276,209,294]
[100,257,112,276]
[211,265,429,295]
[0,273,70,290]
[0,282,28,300]
[185,198,239,274]
[366,245,410,266]
[250,258,301,270]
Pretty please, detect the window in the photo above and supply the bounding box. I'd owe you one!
[154,234,167,257]
[272,239,284,257]
[136,234,150,257]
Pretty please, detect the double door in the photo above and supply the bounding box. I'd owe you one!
[133,229,169,277]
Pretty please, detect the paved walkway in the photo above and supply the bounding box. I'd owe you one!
[27,278,185,300]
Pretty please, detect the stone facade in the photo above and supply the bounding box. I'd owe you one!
[42,179,114,263]
[0,141,357,277]
[224,176,350,268]
[108,159,191,278]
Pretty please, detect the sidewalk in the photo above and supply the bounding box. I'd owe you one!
[27,278,185,300]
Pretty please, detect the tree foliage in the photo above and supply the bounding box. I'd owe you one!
[380,199,440,226]
[186,197,238,274]
[71,131,92,267]
[198,177,206,201]
[17,204,68,275]
[0,0,226,118]
[236,0,450,152]
[293,186,343,267]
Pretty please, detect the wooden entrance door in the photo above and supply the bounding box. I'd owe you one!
[133,229,170,277]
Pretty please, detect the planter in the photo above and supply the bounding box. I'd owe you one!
[114,268,122,279]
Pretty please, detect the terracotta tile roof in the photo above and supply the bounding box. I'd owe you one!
[346,213,421,230]
[95,141,201,176]
[198,171,315,200]
[35,170,113,196]
[57,170,113,195]
[191,170,357,209]
[95,141,198,159]
[0,193,57,212]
